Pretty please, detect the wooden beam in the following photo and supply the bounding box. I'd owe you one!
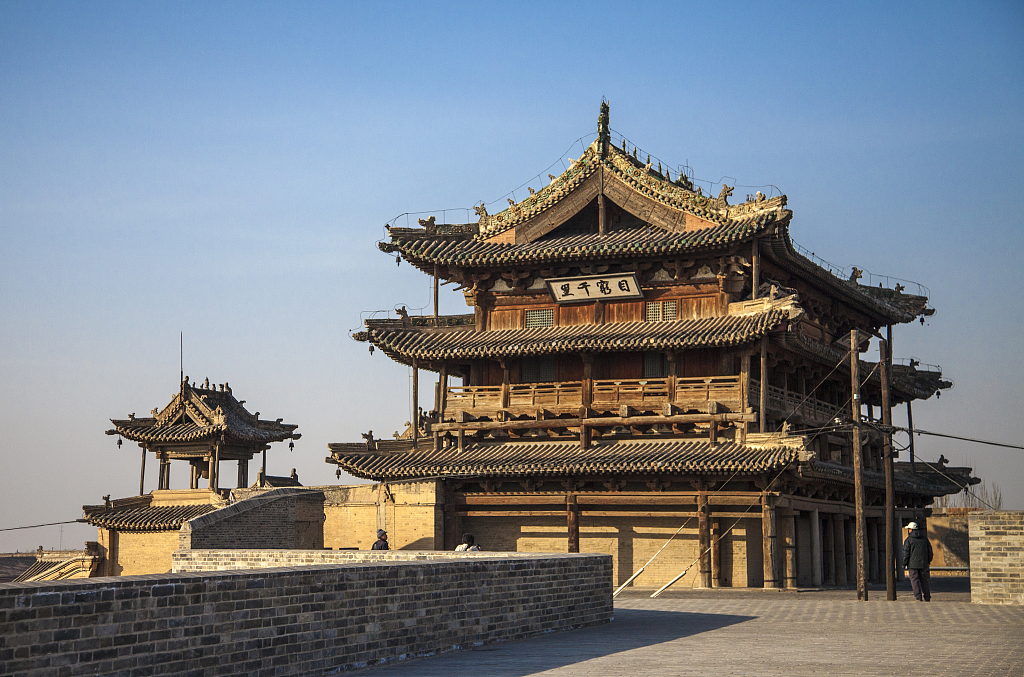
[456,510,566,518]
[430,411,756,433]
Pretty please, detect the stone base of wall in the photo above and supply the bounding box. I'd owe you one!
[0,553,612,676]
[969,510,1024,605]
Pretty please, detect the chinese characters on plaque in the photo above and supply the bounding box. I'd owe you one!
[544,273,643,304]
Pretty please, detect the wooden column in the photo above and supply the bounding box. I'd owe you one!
[762,492,779,588]
[759,337,768,433]
[237,460,246,489]
[581,354,593,408]
[698,488,711,588]
[810,509,823,586]
[782,512,797,589]
[833,516,847,586]
[711,518,722,587]
[882,328,897,600]
[740,353,750,442]
[868,519,879,583]
[433,263,440,326]
[212,442,220,492]
[850,329,868,600]
[567,494,580,553]
[906,401,916,470]
[598,194,607,236]
[139,446,147,496]
[412,358,419,448]
[443,480,459,551]
[500,360,510,412]
[261,448,267,487]
[751,238,760,299]
[823,514,835,585]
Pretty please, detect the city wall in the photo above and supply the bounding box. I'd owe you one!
[969,510,1024,605]
[0,552,613,676]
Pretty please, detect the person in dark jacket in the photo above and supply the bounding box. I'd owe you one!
[371,529,389,550]
[902,521,933,601]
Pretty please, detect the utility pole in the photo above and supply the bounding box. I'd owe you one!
[881,328,897,600]
[850,329,868,601]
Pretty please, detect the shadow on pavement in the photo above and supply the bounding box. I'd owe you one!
[373,609,755,676]
[615,575,971,601]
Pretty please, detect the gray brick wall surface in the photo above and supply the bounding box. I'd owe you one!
[969,510,1024,605]
[180,488,325,551]
[0,553,612,676]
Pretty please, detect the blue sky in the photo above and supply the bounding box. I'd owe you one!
[1,1,1021,551]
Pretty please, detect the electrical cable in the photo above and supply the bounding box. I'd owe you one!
[0,520,82,532]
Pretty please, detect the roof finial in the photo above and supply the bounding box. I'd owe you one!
[598,99,610,158]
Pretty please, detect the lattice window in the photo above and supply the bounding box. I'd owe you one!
[524,308,555,328]
[522,356,557,383]
[645,300,678,322]
[642,351,670,378]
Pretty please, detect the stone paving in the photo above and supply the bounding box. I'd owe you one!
[367,579,1024,676]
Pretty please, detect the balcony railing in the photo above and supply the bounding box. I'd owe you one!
[444,375,743,420]
[748,378,837,423]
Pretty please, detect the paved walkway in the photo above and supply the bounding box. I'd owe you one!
[368,582,1024,676]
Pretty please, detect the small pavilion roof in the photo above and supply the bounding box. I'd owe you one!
[82,496,217,532]
[107,378,300,446]
[327,436,805,482]
[354,307,796,368]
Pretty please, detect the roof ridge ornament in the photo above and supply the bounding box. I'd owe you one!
[598,99,610,159]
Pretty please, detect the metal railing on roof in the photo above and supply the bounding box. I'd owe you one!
[894,357,943,373]
[790,239,931,299]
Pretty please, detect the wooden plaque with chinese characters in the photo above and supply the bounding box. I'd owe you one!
[545,273,643,304]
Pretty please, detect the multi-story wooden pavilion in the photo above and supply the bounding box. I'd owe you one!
[328,104,975,589]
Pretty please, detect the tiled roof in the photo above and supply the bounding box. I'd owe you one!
[472,141,784,239]
[774,332,951,403]
[381,217,778,269]
[108,379,300,446]
[82,504,217,532]
[356,309,793,366]
[760,234,920,324]
[328,437,801,481]
[799,460,976,497]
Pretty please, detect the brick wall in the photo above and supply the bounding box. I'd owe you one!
[929,509,973,568]
[969,510,1024,605]
[0,553,612,676]
[180,488,325,550]
[106,531,182,577]
[461,514,756,588]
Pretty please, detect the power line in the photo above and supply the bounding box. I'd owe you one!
[0,520,83,533]
[888,426,1023,451]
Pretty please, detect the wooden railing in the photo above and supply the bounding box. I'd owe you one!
[444,376,745,419]
[748,378,836,422]
[445,385,502,411]
[592,379,670,407]
[508,382,583,408]
[674,376,743,408]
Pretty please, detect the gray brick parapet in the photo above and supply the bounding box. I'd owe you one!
[0,552,612,676]
[969,510,1024,605]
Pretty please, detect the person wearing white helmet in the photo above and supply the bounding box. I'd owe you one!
[902,521,933,601]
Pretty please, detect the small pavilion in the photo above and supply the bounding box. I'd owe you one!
[106,376,300,494]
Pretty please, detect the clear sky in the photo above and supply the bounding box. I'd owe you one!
[1,1,1021,552]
